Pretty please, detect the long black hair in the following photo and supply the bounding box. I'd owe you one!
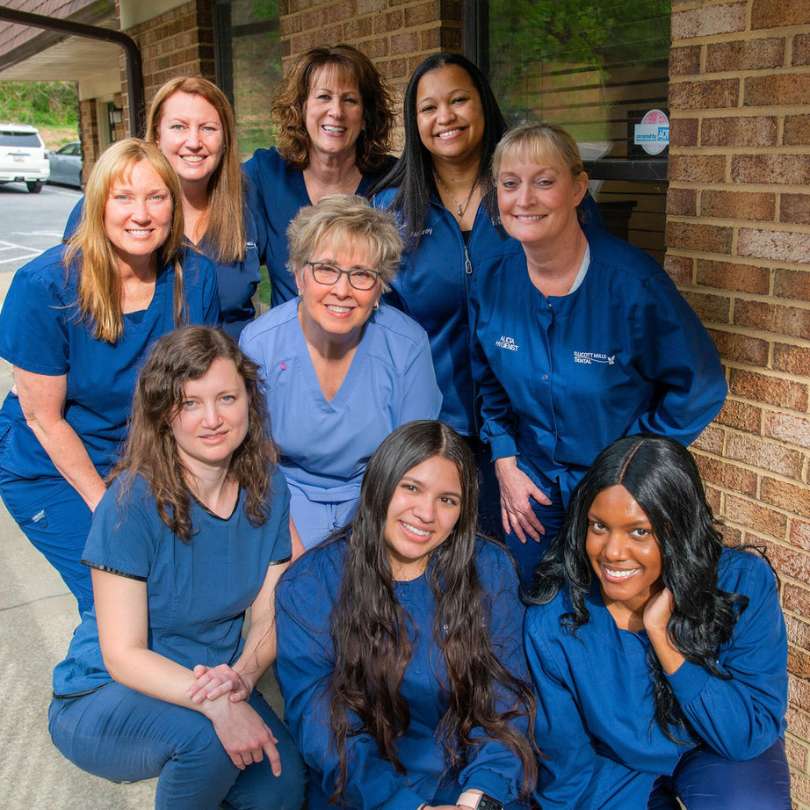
[531,435,751,741]
[373,53,507,247]
[328,420,536,800]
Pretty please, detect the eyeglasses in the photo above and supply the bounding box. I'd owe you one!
[305,261,381,291]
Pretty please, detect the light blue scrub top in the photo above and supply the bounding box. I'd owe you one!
[240,299,442,548]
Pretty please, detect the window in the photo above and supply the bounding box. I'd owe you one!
[0,131,42,147]
[483,0,671,260]
[214,0,282,160]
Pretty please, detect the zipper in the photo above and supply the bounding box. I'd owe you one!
[464,245,472,275]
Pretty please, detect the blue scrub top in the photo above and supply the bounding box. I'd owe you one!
[240,299,442,548]
[0,244,220,481]
[470,227,727,503]
[53,469,292,697]
[373,189,513,437]
[63,190,260,340]
[525,548,788,809]
[276,535,530,809]
[242,147,396,308]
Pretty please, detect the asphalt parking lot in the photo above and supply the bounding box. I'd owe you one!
[0,181,81,278]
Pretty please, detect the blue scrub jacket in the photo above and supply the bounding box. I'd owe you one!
[470,226,728,503]
[526,548,788,809]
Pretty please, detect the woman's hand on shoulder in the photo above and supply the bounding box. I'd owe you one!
[187,663,252,704]
[203,697,281,774]
[494,456,551,543]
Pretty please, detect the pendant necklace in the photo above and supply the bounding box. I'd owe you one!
[435,173,478,220]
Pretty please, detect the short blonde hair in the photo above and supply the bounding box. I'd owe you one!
[286,195,402,289]
[66,138,185,343]
[493,122,585,180]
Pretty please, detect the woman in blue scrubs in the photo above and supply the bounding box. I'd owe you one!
[240,195,441,550]
[276,420,537,809]
[526,435,790,809]
[373,54,520,539]
[49,327,306,810]
[65,76,260,339]
[470,123,727,586]
[0,139,219,615]
[243,44,396,307]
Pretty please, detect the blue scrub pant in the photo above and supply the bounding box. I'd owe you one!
[49,683,307,810]
[0,472,93,615]
[503,481,566,593]
[647,738,790,810]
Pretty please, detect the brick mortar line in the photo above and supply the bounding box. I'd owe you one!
[707,321,810,347]
[672,65,810,82]
[705,458,810,490]
[668,213,810,232]
[696,448,810,483]
[672,24,810,48]
[667,247,810,270]
[722,358,810,382]
[671,181,810,194]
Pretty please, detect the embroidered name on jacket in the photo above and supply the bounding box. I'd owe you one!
[574,351,615,365]
[496,336,519,351]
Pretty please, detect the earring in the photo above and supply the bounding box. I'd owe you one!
[373,300,379,310]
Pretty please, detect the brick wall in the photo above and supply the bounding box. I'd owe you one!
[666,2,810,805]
[78,98,98,182]
[118,0,215,136]
[280,0,462,131]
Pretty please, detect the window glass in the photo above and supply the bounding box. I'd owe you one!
[230,0,282,159]
[0,131,41,147]
[488,0,671,260]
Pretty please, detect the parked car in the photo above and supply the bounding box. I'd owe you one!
[48,140,82,188]
[0,123,49,193]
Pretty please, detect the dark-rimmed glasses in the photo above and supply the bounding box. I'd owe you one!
[305,261,381,291]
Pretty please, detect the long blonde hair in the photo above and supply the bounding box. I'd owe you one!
[65,138,186,343]
[146,76,245,263]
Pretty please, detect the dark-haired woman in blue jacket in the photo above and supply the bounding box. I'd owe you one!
[526,435,789,809]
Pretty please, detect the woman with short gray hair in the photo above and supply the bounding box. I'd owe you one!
[240,194,442,551]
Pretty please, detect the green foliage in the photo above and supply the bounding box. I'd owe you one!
[0,80,78,128]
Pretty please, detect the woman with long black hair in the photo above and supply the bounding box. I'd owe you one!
[275,420,536,809]
[526,435,790,809]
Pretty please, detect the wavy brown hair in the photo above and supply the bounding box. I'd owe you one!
[328,421,536,801]
[110,326,277,540]
[271,44,394,172]
[146,76,246,264]
[66,138,186,343]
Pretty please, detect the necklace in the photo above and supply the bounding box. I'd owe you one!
[434,173,478,220]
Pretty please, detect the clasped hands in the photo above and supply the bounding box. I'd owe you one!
[187,663,281,775]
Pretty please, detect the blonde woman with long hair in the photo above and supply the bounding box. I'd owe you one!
[65,76,258,338]
[0,138,219,615]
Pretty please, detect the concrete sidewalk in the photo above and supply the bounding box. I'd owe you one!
[0,354,156,808]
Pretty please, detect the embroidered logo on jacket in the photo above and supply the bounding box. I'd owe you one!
[573,351,615,365]
[495,336,519,352]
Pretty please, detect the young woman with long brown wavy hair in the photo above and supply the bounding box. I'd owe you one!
[48,326,305,810]
[276,420,536,810]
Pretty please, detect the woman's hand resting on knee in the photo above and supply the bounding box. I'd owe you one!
[202,696,282,774]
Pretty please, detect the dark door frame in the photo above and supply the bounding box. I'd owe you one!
[0,5,145,137]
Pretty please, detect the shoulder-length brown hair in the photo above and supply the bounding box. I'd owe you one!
[146,76,246,264]
[65,138,185,343]
[271,44,394,172]
[110,326,278,540]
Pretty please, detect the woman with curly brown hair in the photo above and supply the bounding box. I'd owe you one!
[48,326,306,810]
[243,44,396,307]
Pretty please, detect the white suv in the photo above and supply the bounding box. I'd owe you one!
[0,124,50,193]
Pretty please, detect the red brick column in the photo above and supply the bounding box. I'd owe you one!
[667,3,810,804]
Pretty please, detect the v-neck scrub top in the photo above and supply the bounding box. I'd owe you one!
[470,228,727,504]
[275,535,530,809]
[239,299,442,549]
[243,147,396,308]
[52,469,292,697]
[63,191,261,340]
[0,244,220,481]
[525,548,788,809]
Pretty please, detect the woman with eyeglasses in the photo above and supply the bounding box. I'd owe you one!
[240,195,441,551]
